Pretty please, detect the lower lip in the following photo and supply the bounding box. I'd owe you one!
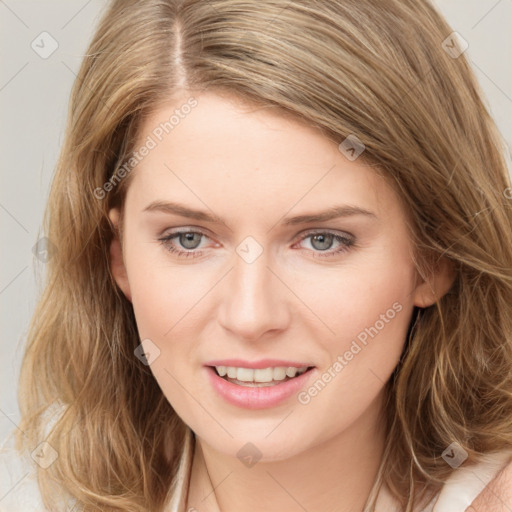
[206,366,315,410]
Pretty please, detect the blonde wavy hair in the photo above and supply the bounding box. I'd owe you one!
[16,0,512,510]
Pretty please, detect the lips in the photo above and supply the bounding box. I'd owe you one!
[204,361,316,409]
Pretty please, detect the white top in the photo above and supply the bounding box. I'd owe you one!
[1,428,510,512]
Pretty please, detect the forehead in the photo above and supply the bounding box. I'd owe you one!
[125,91,396,220]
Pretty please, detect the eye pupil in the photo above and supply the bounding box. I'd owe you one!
[180,232,202,249]
[311,233,333,251]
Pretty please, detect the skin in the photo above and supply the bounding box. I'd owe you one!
[469,460,512,511]
[109,90,454,512]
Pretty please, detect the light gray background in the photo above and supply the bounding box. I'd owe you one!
[1,0,511,442]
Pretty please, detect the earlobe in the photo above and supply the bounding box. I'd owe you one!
[413,256,456,308]
[108,208,132,302]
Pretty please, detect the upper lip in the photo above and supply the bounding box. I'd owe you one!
[205,359,315,369]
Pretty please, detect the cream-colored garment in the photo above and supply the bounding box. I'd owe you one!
[1,428,510,512]
[374,449,512,512]
[166,428,512,512]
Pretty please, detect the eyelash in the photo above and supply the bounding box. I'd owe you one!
[157,229,355,260]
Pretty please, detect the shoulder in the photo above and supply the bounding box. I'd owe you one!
[375,449,512,512]
[468,452,512,511]
[432,449,512,512]
[0,431,47,512]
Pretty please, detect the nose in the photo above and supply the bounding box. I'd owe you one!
[217,246,291,342]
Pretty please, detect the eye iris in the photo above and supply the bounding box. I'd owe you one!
[180,232,202,249]
[311,233,334,251]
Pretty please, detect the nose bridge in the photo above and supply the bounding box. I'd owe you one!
[218,239,288,339]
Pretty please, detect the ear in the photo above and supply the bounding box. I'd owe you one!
[108,207,132,302]
[413,256,456,308]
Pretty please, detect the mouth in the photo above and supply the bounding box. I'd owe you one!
[210,365,315,387]
[204,359,317,409]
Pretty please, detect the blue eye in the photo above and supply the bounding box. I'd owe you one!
[158,230,207,259]
[298,231,354,257]
[158,229,355,259]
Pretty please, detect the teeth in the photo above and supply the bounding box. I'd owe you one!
[216,365,228,377]
[215,365,309,383]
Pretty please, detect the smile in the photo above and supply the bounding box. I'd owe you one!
[206,365,316,409]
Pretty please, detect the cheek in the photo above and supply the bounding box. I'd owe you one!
[326,262,415,346]
[126,245,213,342]
[295,243,416,356]
[291,246,416,425]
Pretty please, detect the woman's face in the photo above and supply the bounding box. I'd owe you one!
[109,91,449,461]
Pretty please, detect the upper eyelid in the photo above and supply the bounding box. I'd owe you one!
[294,228,354,239]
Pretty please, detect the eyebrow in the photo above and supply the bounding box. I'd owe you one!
[142,200,377,227]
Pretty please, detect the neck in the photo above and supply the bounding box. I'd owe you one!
[186,391,388,512]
